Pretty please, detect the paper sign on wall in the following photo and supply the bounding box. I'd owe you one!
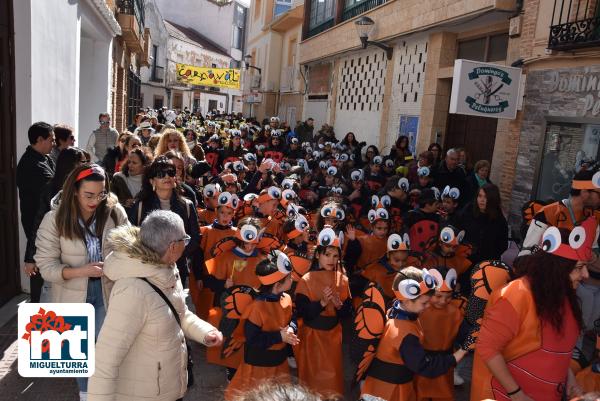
[449,59,522,120]
[176,64,241,89]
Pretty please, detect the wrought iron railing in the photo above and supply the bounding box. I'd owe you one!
[306,18,335,39]
[118,0,145,33]
[341,0,387,21]
[548,0,600,50]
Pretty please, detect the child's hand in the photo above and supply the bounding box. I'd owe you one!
[346,225,356,241]
[453,348,467,363]
[331,292,343,309]
[320,287,333,307]
[225,278,233,289]
[280,326,300,346]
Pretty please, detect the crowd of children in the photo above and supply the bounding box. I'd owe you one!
[99,109,600,400]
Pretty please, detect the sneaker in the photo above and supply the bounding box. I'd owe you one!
[454,370,465,386]
[287,356,297,369]
[79,392,88,401]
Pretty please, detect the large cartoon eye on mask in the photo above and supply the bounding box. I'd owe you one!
[318,228,336,247]
[203,183,221,198]
[541,227,562,254]
[276,251,293,274]
[268,186,281,199]
[240,225,259,242]
[398,178,409,192]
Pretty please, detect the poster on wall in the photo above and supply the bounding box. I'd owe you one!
[399,115,419,155]
[176,64,241,89]
[449,59,522,119]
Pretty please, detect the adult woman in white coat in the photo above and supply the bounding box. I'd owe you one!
[35,164,129,400]
[88,210,223,401]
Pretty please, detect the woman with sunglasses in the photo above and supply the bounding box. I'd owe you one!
[35,164,130,401]
[128,156,200,287]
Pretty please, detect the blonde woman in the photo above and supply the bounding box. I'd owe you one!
[155,128,196,167]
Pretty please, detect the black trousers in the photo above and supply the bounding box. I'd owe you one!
[30,273,44,303]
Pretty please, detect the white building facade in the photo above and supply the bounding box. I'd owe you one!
[12,0,120,293]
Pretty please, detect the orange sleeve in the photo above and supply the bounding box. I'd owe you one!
[476,297,520,362]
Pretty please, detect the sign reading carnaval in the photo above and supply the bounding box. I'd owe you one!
[449,59,522,119]
[176,64,241,89]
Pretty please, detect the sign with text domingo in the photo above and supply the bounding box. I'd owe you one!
[450,59,522,120]
[176,64,241,89]
[18,303,95,377]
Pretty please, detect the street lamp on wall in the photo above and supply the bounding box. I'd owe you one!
[355,16,393,60]
[243,55,262,75]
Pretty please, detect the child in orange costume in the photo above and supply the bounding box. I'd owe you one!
[197,183,221,225]
[359,267,467,401]
[423,225,472,295]
[225,252,300,401]
[190,192,239,321]
[415,267,463,401]
[295,227,352,398]
[344,197,392,274]
[359,233,423,304]
[204,217,266,373]
[281,213,314,282]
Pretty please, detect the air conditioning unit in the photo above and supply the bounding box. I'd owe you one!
[250,75,261,89]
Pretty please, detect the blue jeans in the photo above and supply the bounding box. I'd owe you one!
[76,279,106,393]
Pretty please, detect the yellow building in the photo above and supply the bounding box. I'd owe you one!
[243,0,305,124]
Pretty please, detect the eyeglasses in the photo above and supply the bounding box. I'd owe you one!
[155,169,176,179]
[82,192,108,202]
[175,234,191,246]
[99,121,110,125]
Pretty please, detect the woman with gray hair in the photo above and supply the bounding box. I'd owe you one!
[88,210,222,401]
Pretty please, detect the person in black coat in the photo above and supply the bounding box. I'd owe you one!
[127,156,201,287]
[16,122,56,302]
[433,148,469,205]
[458,183,508,264]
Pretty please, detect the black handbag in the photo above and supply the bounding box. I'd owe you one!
[140,278,195,388]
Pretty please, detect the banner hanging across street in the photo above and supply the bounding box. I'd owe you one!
[449,59,522,120]
[176,64,241,89]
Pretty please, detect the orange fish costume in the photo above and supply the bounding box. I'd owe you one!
[295,228,352,398]
[415,268,462,401]
[225,252,295,400]
[471,218,597,401]
[423,226,472,277]
[356,269,457,401]
[360,233,422,302]
[204,223,267,368]
[191,192,240,320]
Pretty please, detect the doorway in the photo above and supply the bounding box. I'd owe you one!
[0,0,21,305]
[445,113,498,164]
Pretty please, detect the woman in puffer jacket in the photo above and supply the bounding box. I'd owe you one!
[88,210,223,401]
[35,164,130,400]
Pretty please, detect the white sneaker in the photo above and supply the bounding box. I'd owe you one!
[287,356,297,369]
[79,392,88,401]
[453,370,465,386]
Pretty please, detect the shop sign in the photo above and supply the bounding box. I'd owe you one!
[547,69,600,116]
[449,59,522,119]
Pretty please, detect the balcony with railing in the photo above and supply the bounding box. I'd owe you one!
[117,0,145,54]
[341,0,387,22]
[548,0,600,50]
[150,66,165,83]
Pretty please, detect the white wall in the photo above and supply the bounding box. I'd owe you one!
[386,35,428,154]
[334,48,387,146]
[13,0,116,292]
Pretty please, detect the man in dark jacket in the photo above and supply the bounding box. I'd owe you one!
[295,118,314,144]
[433,148,469,205]
[16,121,55,302]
